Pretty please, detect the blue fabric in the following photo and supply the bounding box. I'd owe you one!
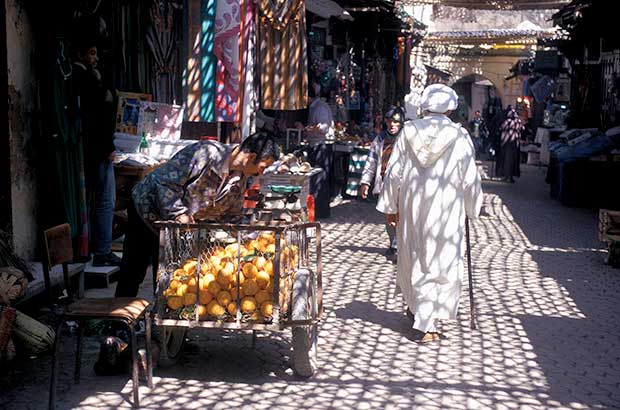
[200,0,217,122]
[554,134,616,162]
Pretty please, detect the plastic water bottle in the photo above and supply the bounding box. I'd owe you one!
[139,132,149,156]
[306,194,315,222]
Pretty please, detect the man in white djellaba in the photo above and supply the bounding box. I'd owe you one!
[377,84,483,343]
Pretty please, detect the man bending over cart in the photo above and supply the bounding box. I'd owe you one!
[115,132,280,297]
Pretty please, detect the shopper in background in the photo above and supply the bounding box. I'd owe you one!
[495,107,524,183]
[469,110,489,157]
[72,29,119,267]
[304,82,334,140]
[359,106,405,259]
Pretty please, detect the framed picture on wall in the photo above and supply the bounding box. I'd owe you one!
[554,78,571,102]
[286,128,302,151]
[137,101,184,141]
[116,91,153,135]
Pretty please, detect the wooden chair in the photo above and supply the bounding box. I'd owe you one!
[45,224,153,409]
[42,224,84,304]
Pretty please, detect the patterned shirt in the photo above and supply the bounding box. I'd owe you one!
[132,141,247,226]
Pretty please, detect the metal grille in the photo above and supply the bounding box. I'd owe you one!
[155,223,308,326]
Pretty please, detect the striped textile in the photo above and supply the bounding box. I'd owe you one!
[345,147,370,197]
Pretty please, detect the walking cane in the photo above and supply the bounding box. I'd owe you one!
[465,217,476,330]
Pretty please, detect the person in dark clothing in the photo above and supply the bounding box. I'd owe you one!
[72,39,120,266]
[488,107,508,158]
[468,110,489,156]
[495,108,524,183]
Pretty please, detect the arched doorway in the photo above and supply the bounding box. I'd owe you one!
[451,74,503,125]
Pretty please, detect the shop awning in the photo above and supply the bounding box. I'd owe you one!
[306,0,354,21]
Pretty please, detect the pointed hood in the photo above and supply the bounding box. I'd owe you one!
[404,114,465,168]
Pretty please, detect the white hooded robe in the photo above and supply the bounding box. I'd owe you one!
[377,113,483,333]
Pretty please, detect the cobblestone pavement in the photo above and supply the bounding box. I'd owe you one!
[2,165,619,410]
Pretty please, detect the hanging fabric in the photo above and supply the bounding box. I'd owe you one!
[146,0,179,104]
[258,0,308,110]
[184,0,217,121]
[52,42,89,258]
[239,0,257,138]
[214,0,240,122]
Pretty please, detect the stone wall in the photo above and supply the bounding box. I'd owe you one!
[5,0,39,260]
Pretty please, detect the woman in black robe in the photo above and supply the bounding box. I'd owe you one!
[495,108,524,182]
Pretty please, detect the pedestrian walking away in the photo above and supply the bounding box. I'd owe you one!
[495,107,524,183]
[377,84,483,343]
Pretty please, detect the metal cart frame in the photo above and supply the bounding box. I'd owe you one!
[152,221,323,376]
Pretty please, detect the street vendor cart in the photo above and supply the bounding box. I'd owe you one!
[152,220,322,377]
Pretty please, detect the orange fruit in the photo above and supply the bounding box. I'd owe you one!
[207,281,221,295]
[227,302,238,316]
[199,289,213,305]
[225,243,241,256]
[166,296,183,310]
[217,269,233,286]
[217,290,233,306]
[253,256,267,270]
[261,301,274,317]
[187,276,198,287]
[199,273,216,290]
[183,260,198,275]
[242,278,259,296]
[256,271,270,289]
[242,263,258,279]
[184,292,197,306]
[255,289,271,305]
[206,300,225,318]
[169,279,181,290]
[230,286,244,300]
[241,296,257,313]
[197,304,208,319]
[176,283,188,297]
[263,260,274,276]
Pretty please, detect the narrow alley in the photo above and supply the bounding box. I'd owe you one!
[3,165,618,410]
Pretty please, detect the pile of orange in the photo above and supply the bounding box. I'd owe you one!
[163,232,299,321]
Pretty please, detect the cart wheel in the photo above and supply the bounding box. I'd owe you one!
[156,326,187,368]
[291,269,318,378]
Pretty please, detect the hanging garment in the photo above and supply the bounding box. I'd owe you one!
[146,0,179,104]
[258,0,308,110]
[239,0,257,138]
[52,44,89,258]
[185,0,217,121]
[214,0,240,122]
[377,114,482,333]
[345,147,369,197]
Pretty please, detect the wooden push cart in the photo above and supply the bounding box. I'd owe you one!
[152,221,323,377]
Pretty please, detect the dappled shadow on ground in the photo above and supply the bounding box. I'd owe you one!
[8,168,620,409]
[470,165,620,409]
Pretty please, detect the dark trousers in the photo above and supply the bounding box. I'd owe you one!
[115,203,159,297]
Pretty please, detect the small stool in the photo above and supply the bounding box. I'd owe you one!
[48,297,153,409]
